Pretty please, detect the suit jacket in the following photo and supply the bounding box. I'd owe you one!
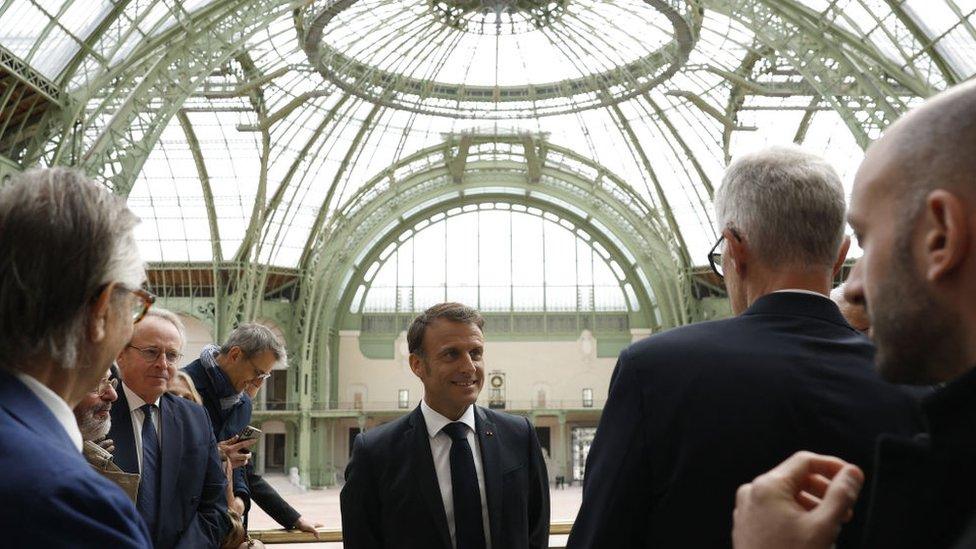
[341,404,550,549]
[859,365,976,548]
[109,385,229,548]
[0,370,151,548]
[183,358,253,512]
[567,292,923,549]
[247,462,301,529]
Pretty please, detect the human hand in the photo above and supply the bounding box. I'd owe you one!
[219,435,257,468]
[292,516,323,539]
[732,451,864,549]
[231,496,245,516]
[96,438,115,454]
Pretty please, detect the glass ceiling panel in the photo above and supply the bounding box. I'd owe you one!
[0,0,115,79]
[117,0,965,271]
[359,208,630,313]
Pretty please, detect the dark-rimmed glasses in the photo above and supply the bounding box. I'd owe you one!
[127,344,183,365]
[708,235,726,279]
[124,286,156,323]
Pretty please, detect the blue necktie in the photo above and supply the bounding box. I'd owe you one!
[442,422,486,549]
[136,404,160,538]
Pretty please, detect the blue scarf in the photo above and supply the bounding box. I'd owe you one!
[199,344,242,411]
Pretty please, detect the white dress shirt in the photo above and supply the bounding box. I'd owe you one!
[14,371,83,452]
[121,381,162,473]
[421,399,492,549]
[772,288,829,298]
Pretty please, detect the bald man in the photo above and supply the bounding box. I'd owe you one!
[830,284,869,334]
[733,81,976,548]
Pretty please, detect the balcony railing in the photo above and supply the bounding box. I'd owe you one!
[250,521,574,546]
[311,400,607,412]
[253,400,606,413]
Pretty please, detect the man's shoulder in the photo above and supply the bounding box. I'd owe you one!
[162,393,213,430]
[624,317,743,358]
[477,406,529,433]
[356,410,416,452]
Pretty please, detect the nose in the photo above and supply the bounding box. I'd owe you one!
[102,384,119,403]
[458,353,477,374]
[844,259,866,306]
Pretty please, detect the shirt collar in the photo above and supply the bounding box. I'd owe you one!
[121,380,160,413]
[13,371,83,453]
[421,399,475,439]
[772,288,829,299]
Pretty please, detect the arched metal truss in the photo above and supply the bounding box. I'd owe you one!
[1,0,972,486]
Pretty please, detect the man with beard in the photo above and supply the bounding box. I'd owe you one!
[74,367,140,501]
[732,80,976,548]
[0,168,151,547]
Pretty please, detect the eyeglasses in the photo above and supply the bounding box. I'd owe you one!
[93,283,156,323]
[127,344,183,365]
[708,235,725,279]
[94,377,118,396]
[124,286,156,323]
[247,358,273,383]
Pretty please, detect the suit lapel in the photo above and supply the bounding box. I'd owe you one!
[475,406,502,547]
[108,381,139,474]
[159,395,183,510]
[410,407,453,549]
[0,370,78,452]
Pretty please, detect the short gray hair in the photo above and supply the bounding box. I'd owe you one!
[220,323,287,366]
[714,146,846,268]
[0,168,143,370]
[141,308,187,349]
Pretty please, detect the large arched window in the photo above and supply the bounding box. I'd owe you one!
[351,203,638,314]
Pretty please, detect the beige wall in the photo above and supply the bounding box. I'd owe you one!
[337,330,623,409]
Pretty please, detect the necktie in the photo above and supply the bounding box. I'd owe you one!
[442,422,486,549]
[137,403,160,538]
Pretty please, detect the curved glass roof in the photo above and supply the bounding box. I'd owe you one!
[1,0,973,274]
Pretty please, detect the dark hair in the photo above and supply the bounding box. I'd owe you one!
[407,302,485,356]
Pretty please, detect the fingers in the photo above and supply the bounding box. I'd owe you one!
[770,451,849,487]
[810,464,864,526]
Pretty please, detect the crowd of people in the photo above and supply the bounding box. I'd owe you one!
[0,75,973,549]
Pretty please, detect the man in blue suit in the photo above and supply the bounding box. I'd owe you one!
[567,147,922,549]
[0,168,152,547]
[112,308,229,548]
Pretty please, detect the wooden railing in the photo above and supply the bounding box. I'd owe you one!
[250,521,574,546]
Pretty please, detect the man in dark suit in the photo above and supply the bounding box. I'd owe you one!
[567,147,921,549]
[733,81,976,549]
[341,302,550,549]
[0,168,151,547]
[182,322,287,522]
[112,308,229,548]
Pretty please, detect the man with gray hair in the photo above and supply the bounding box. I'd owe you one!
[182,323,287,521]
[111,307,230,547]
[567,146,921,549]
[0,168,151,546]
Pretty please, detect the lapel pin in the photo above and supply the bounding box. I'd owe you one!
[486,430,494,437]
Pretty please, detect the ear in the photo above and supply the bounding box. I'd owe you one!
[723,228,748,276]
[88,282,116,344]
[832,236,852,278]
[922,190,969,282]
[408,353,425,379]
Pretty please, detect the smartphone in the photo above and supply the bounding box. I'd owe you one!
[237,425,263,442]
